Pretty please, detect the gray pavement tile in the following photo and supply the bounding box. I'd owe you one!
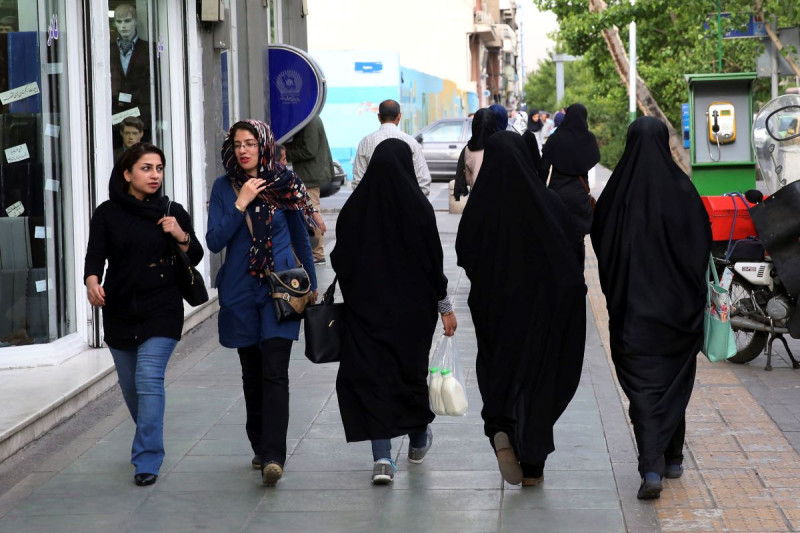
[381,488,502,511]
[391,470,502,490]
[503,469,617,491]
[426,422,487,439]
[303,423,346,439]
[502,488,621,510]
[283,453,374,472]
[215,410,247,425]
[543,448,613,471]
[152,471,259,492]
[243,511,377,533]
[267,470,376,490]
[125,489,265,533]
[171,454,256,473]
[3,489,147,516]
[375,510,500,533]
[396,452,498,472]
[292,437,401,455]
[0,513,130,533]
[500,508,625,533]
[255,488,388,512]
[187,437,253,456]
[33,472,141,496]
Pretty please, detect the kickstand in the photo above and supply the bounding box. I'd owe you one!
[765,333,800,371]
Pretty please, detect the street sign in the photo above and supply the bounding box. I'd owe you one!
[756,27,800,78]
[267,45,327,144]
[703,13,767,39]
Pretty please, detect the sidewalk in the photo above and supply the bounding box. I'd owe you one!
[0,212,798,532]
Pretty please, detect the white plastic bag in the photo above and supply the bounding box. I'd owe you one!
[428,335,468,416]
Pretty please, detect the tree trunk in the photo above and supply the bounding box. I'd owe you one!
[588,0,691,174]
[754,1,800,78]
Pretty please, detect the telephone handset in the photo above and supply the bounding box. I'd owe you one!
[707,101,736,144]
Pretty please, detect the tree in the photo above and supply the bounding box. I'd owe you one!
[532,0,800,169]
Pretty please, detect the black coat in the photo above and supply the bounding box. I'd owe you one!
[331,139,447,442]
[110,37,153,143]
[456,131,587,466]
[84,169,203,348]
[591,116,711,475]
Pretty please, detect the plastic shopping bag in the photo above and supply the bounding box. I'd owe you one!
[702,256,737,362]
[428,335,468,416]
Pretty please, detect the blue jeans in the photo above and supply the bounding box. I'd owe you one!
[109,336,178,475]
[372,427,429,461]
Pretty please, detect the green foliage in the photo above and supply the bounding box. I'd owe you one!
[529,0,800,168]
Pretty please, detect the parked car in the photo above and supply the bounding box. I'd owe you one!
[320,160,346,197]
[413,117,472,181]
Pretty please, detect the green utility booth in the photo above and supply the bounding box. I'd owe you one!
[686,72,757,195]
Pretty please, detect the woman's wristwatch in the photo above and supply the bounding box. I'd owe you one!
[178,232,190,245]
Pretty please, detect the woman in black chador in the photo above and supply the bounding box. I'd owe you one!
[591,117,711,500]
[541,103,600,263]
[332,139,456,485]
[456,131,586,486]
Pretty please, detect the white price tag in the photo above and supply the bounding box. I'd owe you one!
[118,92,132,103]
[35,280,48,293]
[111,107,141,125]
[45,124,60,138]
[45,179,60,192]
[0,82,40,105]
[35,226,46,239]
[5,144,30,163]
[5,201,24,217]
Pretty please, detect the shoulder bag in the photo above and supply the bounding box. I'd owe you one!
[702,254,737,362]
[241,207,312,322]
[303,277,343,363]
[166,201,209,306]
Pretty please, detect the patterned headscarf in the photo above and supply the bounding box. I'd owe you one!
[221,119,316,276]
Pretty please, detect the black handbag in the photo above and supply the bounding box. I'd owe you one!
[240,206,312,322]
[304,277,343,363]
[166,202,209,307]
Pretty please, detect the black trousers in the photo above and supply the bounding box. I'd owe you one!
[237,338,293,466]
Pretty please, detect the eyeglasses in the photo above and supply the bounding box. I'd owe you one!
[233,141,259,150]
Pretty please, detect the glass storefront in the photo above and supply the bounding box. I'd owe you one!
[0,0,75,347]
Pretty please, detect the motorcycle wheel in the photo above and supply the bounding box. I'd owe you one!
[726,277,769,364]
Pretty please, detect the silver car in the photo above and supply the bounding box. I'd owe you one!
[413,118,472,181]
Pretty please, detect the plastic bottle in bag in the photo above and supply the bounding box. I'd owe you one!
[440,368,468,415]
[428,367,446,415]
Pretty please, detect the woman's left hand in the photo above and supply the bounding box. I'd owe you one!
[158,216,186,242]
[312,212,327,235]
[311,290,318,304]
[441,312,457,337]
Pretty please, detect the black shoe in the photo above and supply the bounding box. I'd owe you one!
[134,473,158,486]
[637,472,662,500]
[313,257,326,265]
[664,462,683,479]
[252,455,262,470]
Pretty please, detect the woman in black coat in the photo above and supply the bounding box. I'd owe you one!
[84,143,204,486]
[456,131,587,487]
[331,139,457,485]
[591,117,711,499]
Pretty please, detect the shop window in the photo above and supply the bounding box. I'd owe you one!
[0,0,76,347]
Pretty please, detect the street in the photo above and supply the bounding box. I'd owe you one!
[1,177,800,532]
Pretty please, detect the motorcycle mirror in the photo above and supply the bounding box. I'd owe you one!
[744,189,764,204]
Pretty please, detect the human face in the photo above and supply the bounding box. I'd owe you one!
[121,126,143,148]
[114,11,136,40]
[232,129,260,177]
[123,153,164,200]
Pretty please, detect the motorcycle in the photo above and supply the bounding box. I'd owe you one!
[711,94,800,370]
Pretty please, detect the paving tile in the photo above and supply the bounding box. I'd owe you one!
[502,488,620,510]
[243,511,378,533]
[375,510,499,533]
[381,488,502,511]
[755,467,800,488]
[719,506,791,532]
[656,508,724,532]
[255,488,388,512]
[391,470,502,491]
[655,470,714,509]
[170,454,256,473]
[500,508,625,533]
[0,512,131,533]
[702,469,775,508]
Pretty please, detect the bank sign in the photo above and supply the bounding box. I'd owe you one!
[268,45,327,144]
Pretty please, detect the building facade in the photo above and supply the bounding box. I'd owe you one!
[0,0,275,366]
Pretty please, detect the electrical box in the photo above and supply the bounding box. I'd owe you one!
[201,0,224,22]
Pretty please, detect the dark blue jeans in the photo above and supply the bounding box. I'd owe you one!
[109,336,178,475]
[371,427,429,461]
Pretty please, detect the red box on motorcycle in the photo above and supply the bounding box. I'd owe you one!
[701,195,758,241]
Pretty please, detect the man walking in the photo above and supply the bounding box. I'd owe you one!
[352,100,431,196]
[285,114,334,265]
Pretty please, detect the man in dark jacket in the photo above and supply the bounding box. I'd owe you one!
[285,114,334,264]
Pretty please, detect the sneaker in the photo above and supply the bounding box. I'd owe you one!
[664,462,683,479]
[408,427,434,464]
[313,257,326,265]
[262,461,283,486]
[371,458,396,485]
[637,472,663,500]
[251,455,262,470]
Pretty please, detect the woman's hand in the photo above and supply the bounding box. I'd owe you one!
[441,312,457,336]
[311,290,319,304]
[237,178,267,208]
[86,275,106,307]
[312,212,327,235]
[157,216,186,242]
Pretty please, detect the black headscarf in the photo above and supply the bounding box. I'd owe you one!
[456,131,587,467]
[590,116,711,475]
[521,129,545,182]
[542,103,600,176]
[489,104,509,131]
[109,164,168,222]
[332,138,447,442]
[528,108,543,132]
[467,108,499,151]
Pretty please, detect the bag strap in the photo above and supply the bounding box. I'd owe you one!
[321,276,338,305]
[231,182,301,268]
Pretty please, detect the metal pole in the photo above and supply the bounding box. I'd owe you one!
[717,0,723,72]
[770,16,779,98]
[629,0,636,124]
[556,60,565,103]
